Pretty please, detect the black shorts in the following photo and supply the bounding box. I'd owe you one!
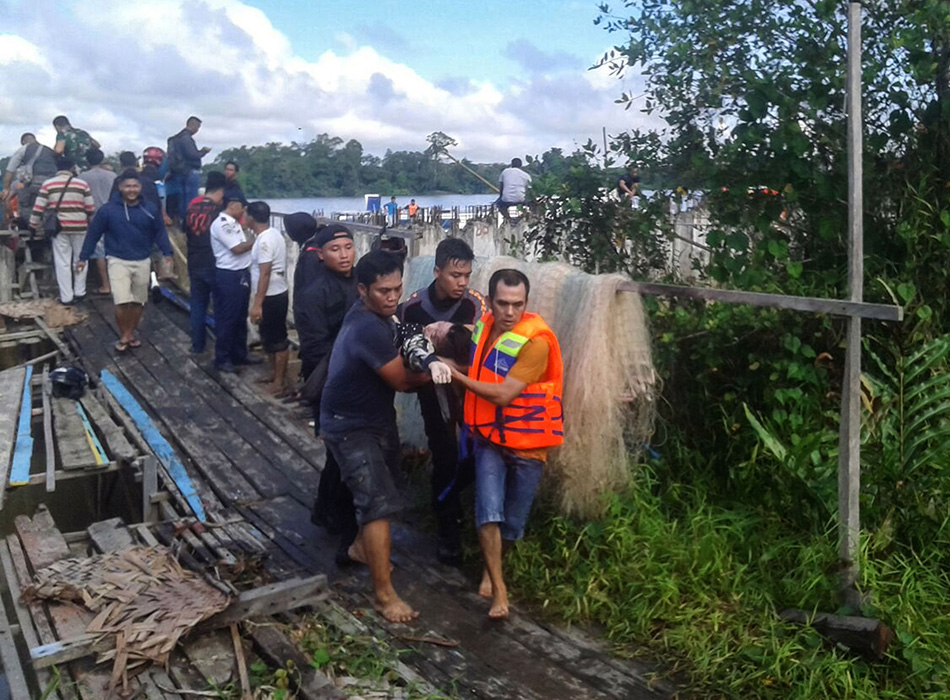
[323,425,403,526]
[260,291,289,353]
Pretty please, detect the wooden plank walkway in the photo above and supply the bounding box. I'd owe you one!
[62,295,674,700]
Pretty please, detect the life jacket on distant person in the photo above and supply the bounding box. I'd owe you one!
[463,312,564,450]
[407,201,418,216]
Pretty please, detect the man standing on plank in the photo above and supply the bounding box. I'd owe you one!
[320,250,451,622]
[78,170,174,352]
[210,197,257,373]
[450,268,564,620]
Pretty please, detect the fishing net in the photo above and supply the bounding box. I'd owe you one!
[403,255,657,519]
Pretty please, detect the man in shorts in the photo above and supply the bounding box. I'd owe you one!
[247,201,289,394]
[320,250,450,622]
[78,170,173,352]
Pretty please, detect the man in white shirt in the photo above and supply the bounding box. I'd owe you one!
[496,158,532,220]
[210,197,258,373]
[247,201,289,394]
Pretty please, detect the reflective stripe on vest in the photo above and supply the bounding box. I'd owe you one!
[463,312,564,450]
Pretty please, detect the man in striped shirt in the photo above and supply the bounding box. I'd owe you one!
[29,156,95,304]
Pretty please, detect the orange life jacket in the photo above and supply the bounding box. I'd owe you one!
[463,312,564,449]
[407,202,418,215]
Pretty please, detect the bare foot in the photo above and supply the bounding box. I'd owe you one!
[478,569,493,598]
[348,540,368,565]
[488,584,509,620]
[265,382,285,395]
[97,287,111,294]
[375,594,419,623]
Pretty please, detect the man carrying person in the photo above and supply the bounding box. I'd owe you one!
[2,133,58,223]
[294,224,359,561]
[321,250,451,622]
[183,172,226,354]
[449,269,564,620]
[29,155,95,305]
[79,148,117,294]
[167,116,211,221]
[52,115,99,163]
[77,170,174,351]
[496,158,532,220]
[210,197,256,372]
[247,201,289,394]
[399,237,485,565]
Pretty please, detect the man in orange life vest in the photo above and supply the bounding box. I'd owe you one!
[449,268,564,620]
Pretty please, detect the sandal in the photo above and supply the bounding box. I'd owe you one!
[128,338,142,349]
[115,341,130,353]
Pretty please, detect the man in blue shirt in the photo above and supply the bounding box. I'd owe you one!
[320,250,449,622]
[78,170,173,352]
[384,196,399,226]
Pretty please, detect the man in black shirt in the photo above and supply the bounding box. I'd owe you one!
[320,250,448,623]
[183,172,226,354]
[168,116,211,221]
[617,165,641,200]
[399,238,485,564]
[223,161,247,205]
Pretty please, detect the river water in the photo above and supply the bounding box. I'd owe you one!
[263,193,497,216]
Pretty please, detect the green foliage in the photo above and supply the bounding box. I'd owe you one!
[510,469,950,698]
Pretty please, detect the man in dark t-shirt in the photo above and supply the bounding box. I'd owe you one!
[617,166,640,200]
[320,250,449,623]
[183,172,226,353]
[399,237,485,565]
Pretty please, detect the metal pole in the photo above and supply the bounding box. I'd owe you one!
[838,0,864,606]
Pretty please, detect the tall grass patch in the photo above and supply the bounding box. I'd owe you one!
[508,469,950,698]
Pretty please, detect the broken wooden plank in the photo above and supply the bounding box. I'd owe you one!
[35,317,73,360]
[99,369,206,521]
[0,366,27,506]
[0,539,61,699]
[51,396,99,471]
[8,364,34,487]
[78,392,136,463]
[42,366,55,492]
[31,575,328,669]
[0,571,31,700]
[14,506,70,571]
[87,518,136,554]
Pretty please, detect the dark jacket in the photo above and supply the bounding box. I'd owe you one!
[169,129,204,172]
[399,282,486,326]
[80,191,172,261]
[183,196,221,271]
[294,265,358,368]
[293,233,324,308]
[224,179,246,205]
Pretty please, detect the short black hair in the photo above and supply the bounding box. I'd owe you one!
[187,116,202,126]
[117,169,139,184]
[205,171,227,192]
[356,249,403,288]
[247,201,270,223]
[510,157,522,168]
[435,237,474,269]
[55,154,74,171]
[488,268,530,299]
[52,115,70,128]
[223,196,245,208]
[20,132,35,144]
[225,160,240,172]
[86,148,104,166]
[119,151,137,168]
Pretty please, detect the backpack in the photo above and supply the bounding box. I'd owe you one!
[14,144,43,186]
[166,134,185,174]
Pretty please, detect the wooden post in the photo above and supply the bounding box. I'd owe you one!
[838,0,864,606]
[142,455,159,523]
[42,367,55,492]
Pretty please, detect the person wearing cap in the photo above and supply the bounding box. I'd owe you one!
[294,224,359,562]
[184,172,226,354]
[210,196,257,372]
[78,169,173,351]
[247,201,289,394]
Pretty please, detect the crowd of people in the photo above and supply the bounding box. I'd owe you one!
[1,116,567,624]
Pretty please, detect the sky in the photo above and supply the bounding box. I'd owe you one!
[0,0,657,165]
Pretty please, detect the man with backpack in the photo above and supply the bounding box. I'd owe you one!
[2,133,58,224]
[52,116,99,163]
[167,116,211,222]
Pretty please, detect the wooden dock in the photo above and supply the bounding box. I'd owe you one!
[0,291,674,699]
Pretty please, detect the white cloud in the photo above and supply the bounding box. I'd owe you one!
[0,0,658,166]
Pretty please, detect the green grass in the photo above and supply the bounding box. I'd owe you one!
[507,467,950,699]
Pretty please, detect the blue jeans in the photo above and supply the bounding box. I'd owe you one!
[474,441,543,540]
[189,266,215,353]
[213,267,250,367]
[175,170,200,219]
